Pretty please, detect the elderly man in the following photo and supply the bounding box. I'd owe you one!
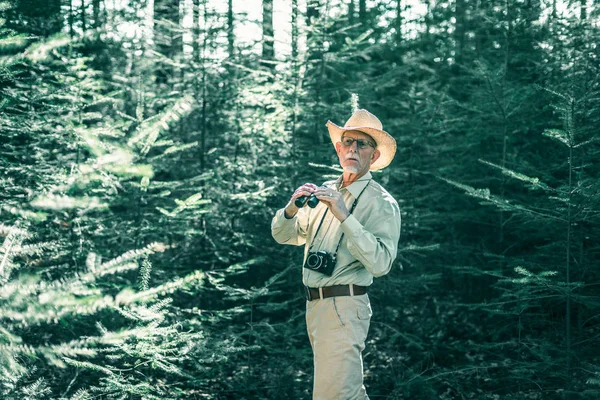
[271,109,401,399]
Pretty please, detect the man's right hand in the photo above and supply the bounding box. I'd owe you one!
[284,183,318,218]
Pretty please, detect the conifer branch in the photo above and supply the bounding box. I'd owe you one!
[63,357,114,376]
[127,96,193,155]
[439,176,565,222]
[0,224,25,284]
[138,256,152,292]
[478,159,553,192]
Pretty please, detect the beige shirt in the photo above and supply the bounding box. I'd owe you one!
[271,172,401,288]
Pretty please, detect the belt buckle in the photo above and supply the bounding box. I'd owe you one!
[304,286,312,301]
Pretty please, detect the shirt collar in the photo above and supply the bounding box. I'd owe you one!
[336,171,372,199]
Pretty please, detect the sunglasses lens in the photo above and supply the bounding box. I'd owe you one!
[342,137,374,149]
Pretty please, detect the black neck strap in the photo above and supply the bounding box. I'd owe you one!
[308,179,371,254]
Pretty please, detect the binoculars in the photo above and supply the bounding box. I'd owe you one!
[295,194,320,208]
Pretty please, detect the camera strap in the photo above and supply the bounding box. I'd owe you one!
[307,179,371,255]
[307,209,329,254]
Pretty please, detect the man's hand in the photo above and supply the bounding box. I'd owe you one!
[284,183,318,218]
[314,187,350,222]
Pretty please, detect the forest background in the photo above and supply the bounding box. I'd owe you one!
[1,0,599,399]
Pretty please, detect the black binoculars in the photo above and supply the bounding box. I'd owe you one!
[295,194,319,208]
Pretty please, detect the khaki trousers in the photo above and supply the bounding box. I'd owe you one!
[305,293,372,400]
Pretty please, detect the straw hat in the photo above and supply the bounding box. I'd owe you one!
[326,109,397,171]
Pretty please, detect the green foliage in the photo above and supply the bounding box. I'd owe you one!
[0,221,211,398]
[0,21,260,399]
[2,0,600,399]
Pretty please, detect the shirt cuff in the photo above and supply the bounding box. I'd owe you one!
[283,209,296,219]
[278,208,296,221]
[340,214,362,237]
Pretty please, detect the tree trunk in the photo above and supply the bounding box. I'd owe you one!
[524,0,541,25]
[306,0,321,53]
[192,0,200,63]
[93,0,101,29]
[580,0,587,20]
[359,0,367,26]
[228,0,234,59]
[396,0,402,44]
[8,0,62,36]
[566,117,573,394]
[424,0,431,38]
[454,0,467,65]
[307,0,319,28]
[262,0,274,62]
[498,0,512,276]
[290,0,302,173]
[292,0,298,60]
[348,0,355,24]
[81,0,86,33]
[200,0,208,172]
[154,0,181,85]
[69,0,74,36]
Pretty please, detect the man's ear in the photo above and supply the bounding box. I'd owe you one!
[370,149,381,165]
[335,141,342,156]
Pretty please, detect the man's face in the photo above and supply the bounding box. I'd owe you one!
[335,130,381,176]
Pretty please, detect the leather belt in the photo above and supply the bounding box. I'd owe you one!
[304,284,367,301]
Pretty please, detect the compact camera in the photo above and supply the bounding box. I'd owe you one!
[303,250,336,276]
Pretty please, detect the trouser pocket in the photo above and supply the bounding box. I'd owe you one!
[332,297,345,327]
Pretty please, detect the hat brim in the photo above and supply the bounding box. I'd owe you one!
[326,121,397,171]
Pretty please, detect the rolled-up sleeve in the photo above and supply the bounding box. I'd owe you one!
[340,198,401,277]
[271,207,309,246]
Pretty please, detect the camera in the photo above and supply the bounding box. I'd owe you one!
[295,194,319,208]
[303,251,336,276]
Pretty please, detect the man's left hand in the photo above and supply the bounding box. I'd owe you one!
[314,187,350,223]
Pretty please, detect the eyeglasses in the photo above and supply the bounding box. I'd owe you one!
[341,136,376,149]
